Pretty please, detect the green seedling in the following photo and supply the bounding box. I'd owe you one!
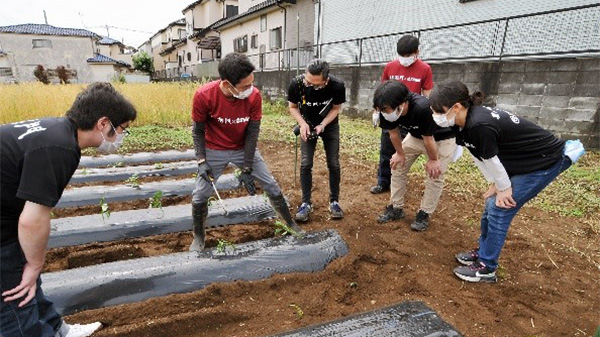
[99,196,110,222]
[154,162,164,169]
[233,168,242,178]
[49,211,56,218]
[216,239,236,254]
[149,191,163,209]
[274,220,302,237]
[111,161,124,168]
[289,303,304,318]
[126,173,141,188]
[80,168,89,175]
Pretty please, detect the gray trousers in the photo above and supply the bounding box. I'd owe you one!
[192,148,282,203]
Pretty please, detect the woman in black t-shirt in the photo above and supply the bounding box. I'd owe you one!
[429,80,583,283]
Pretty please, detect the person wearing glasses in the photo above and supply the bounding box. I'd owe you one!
[372,80,456,231]
[288,59,347,222]
[190,52,300,251]
[429,80,583,283]
[1,82,137,337]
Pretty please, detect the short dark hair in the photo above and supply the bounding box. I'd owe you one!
[66,82,137,133]
[396,35,419,56]
[306,59,330,79]
[429,80,484,113]
[373,80,411,111]
[218,52,255,86]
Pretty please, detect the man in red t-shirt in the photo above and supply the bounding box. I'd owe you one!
[190,53,300,251]
[371,35,434,195]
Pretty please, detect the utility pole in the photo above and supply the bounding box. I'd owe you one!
[43,10,48,24]
[105,25,110,37]
[296,12,300,76]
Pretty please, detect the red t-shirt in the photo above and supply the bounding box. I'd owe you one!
[381,58,434,94]
[191,80,262,150]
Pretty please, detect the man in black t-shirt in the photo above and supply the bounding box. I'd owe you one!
[0,83,137,337]
[288,59,346,222]
[373,80,456,231]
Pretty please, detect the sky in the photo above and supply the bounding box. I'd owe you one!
[0,0,196,47]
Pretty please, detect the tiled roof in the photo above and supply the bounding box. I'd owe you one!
[98,36,122,45]
[183,0,206,13]
[87,53,130,67]
[0,24,99,38]
[212,0,296,29]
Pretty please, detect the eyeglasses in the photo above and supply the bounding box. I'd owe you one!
[116,123,131,137]
[303,78,328,90]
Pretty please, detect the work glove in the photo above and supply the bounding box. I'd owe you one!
[239,167,257,196]
[372,111,380,128]
[197,161,213,182]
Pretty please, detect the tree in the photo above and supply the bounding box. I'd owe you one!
[132,51,154,74]
[33,65,50,84]
[56,66,70,84]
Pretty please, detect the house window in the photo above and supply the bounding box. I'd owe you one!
[187,52,191,62]
[226,5,238,18]
[32,39,52,48]
[270,27,282,50]
[233,35,248,53]
[260,15,267,32]
[179,29,186,39]
[251,34,258,49]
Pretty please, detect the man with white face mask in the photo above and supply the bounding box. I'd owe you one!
[371,35,435,196]
[190,53,300,251]
[1,82,136,337]
[372,80,456,231]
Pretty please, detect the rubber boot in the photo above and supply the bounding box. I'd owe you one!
[189,202,208,251]
[268,194,304,234]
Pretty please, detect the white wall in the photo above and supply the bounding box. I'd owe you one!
[89,64,116,82]
[220,7,285,57]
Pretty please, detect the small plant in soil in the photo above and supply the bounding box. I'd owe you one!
[80,168,89,175]
[111,161,124,168]
[289,303,304,319]
[154,162,164,169]
[126,173,141,188]
[274,220,302,237]
[149,191,163,209]
[99,196,110,222]
[216,239,236,254]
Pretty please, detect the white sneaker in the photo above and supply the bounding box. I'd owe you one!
[63,322,103,337]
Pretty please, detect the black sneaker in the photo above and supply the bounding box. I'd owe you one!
[410,210,429,231]
[370,185,389,194]
[456,248,479,266]
[453,260,497,283]
[377,205,405,223]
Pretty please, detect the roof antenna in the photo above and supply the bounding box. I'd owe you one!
[43,10,48,25]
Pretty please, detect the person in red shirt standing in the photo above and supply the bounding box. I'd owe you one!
[371,35,434,195]
[190,53,300,251]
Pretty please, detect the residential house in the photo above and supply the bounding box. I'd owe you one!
[96,36,135,67]
[0,24,135,83]
[0,23,99,83]
[211,0,315,71]
[149,19,186,78]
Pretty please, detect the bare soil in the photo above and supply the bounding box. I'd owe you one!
[48,140,599,337]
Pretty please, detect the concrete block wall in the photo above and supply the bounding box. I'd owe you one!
[254,58,600,149]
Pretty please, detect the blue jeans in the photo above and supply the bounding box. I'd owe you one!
[0,241,64,337]
[300,122,340,203]
[478,155,572,270]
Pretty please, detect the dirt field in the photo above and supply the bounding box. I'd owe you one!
[49,140,599,337]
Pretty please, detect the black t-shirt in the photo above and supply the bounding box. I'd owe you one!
[1,117,81,246]
[457,105,565,176]
[287,74,346,127]
[379,93,455,141]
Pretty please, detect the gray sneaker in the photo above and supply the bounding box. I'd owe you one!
[377,205,405,223]
[410,210,429,231]
[295,202,313,222]
[329,201,344,219]
[456,248,479,266]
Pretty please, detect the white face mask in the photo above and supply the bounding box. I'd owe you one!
[432,106,456,128]
[398,55,417,67]
[227,81,254,100]
[381,105,402,123]
[98,122,125,154]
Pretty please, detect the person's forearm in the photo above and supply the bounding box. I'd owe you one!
[289,106,307,126]
[243,120,260,169]
[18,204,51,270]
[389,128,404,153]
[192,121,206,161]
[319,106,340,127]
[423,136,438,160]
